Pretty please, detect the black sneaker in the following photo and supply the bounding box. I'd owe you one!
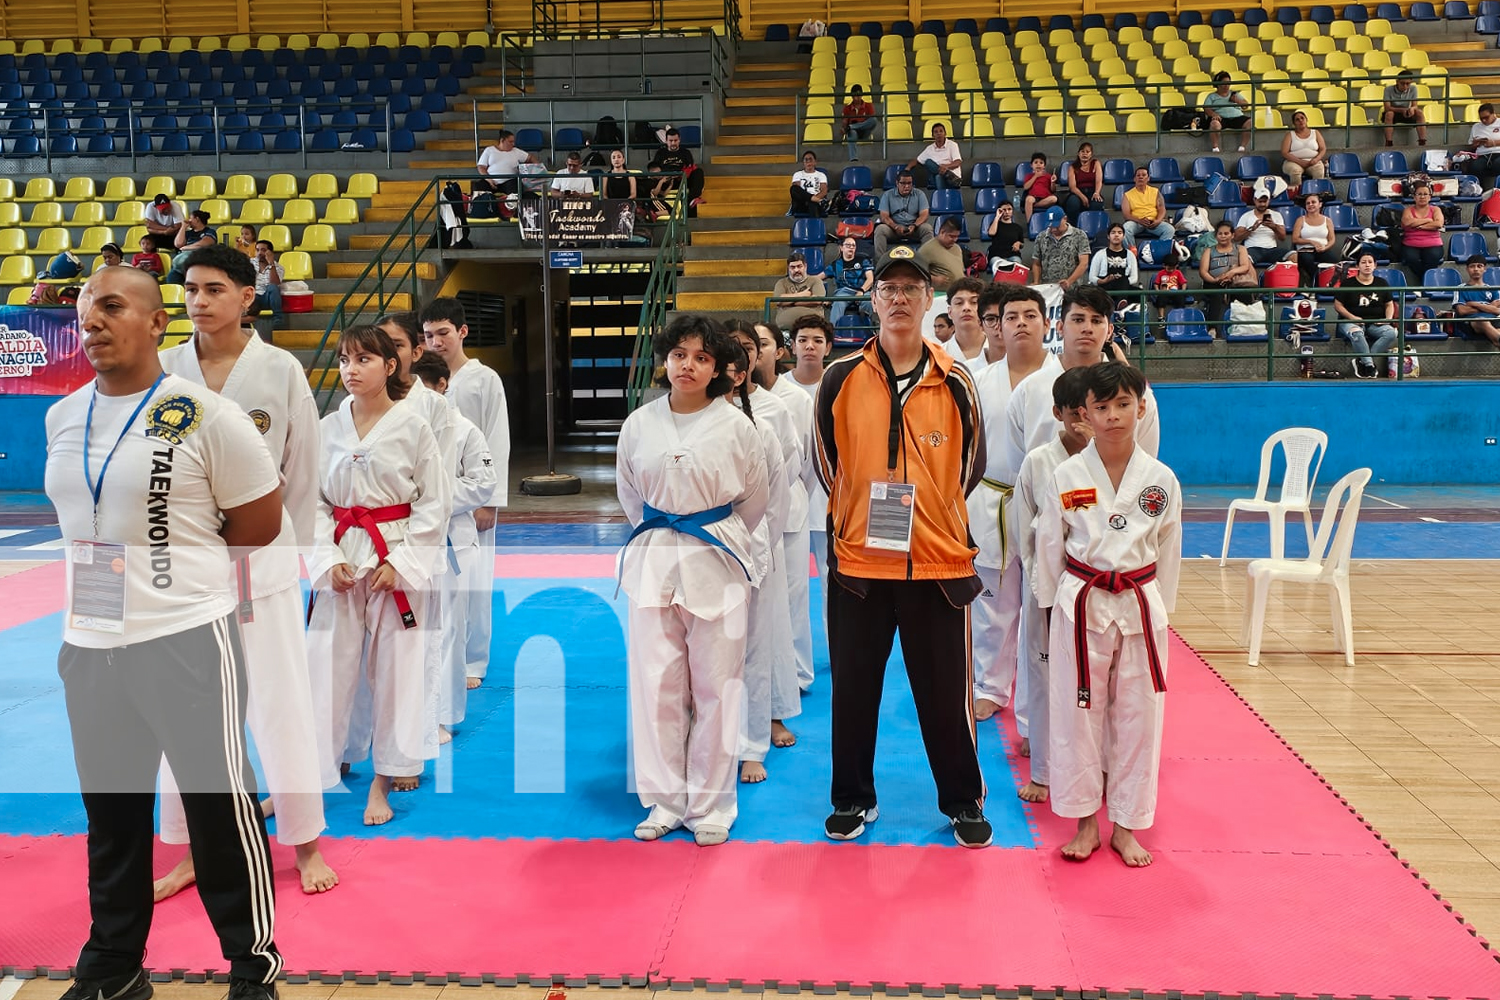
[951,809,993,849]
[59,970,153,1000]
[825,804,878,841]
[226,980,279,1000]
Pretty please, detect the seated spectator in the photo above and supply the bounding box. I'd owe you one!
[1061,141,1105,222]
[789,149,830,217]
[1333,251,1398,378]
[874,171,933,254]
[985,199,1027,264]
[602,148,638,201]
[908,123,963,190]
[1020,152,1058,224]
[1467,103,1500,189]
[842,84,878,160]
[1088,223,1140,305]
[1198,220,1258,331]
[252,240,284,333]
[1280,111,1329,188]
[1400,181,1445,276]
[131,234,169,277]
[914,217,965,290]
[1292,193,1340,287]
[549,151,596,198]
[931,311,954,342]
[1234,192,1288,267]
[1029,207,1090,288]
[1122,168,1174,248]
[164,211,217,283]
[1383,70,1428,148]
[144,193,186,236]
[1203,71,1251,154]
[773,251,826,330]
[648,128,706,216]
[478,129,539,194]
[233,224,258,258]
[1455,253,1500,346]
[97,242,125,268]
[825,235,873,325]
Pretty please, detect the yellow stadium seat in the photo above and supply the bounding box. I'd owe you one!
[1324,52,1353,72]
[124,226,147,248]
[952,64,981,86]
[1275,86,1308,106]
[1270,36,1300,57]
[319,199,358,225]
[913,57,942,79]
[1197,38,1226,58]
[1403,49,1431,69]
[1301,107,1330,128]
[1345,36,1373,54]
[233,199,273,225]
[1003,116,1037,137]
[885,94,912,115]
[1025,63,1057,83]
[947,33,974,53]
[845,49,872,68]
[879,65,908,88]
[405,31,431,47]
[138,38,164,54]
[996,94,1029,114]
[101,177,137,202]
[285,33,312,50]
[1172,57,1202,78]
[1317,85,1349,105]
[1363,51,1392,71]
[227,34,252,51]
[1247,53,1277,77]
[1186,24,1214,43]
[1113,91,1147,113]
[886,118,913,140]
[0,204,16,227]
[1285,53,1315,75]
[1292,22,1320,40]
[0,256,35,285]
[143,176,177,200]
[78,226,114,254]
[878,34,905,52]
[1118,26,1145,44]
[110,202,144,225]
[22,203,62,228]
[845,69,873,90]
[800,119,831,145]
[1091,41,1118,62]
[981,31,1006,50]
[1183,71,1214,88]
[35,228,71,253]
[261,174,297,201]
[846,35,870,52]
[1013,29,1041,48]
[1152,25,1179,45]
[1137,56,1165,76]
[1049,27,1076,47]
[1161,39,1189,60]
[175,175,213,202]
[316,33,341,48]
[1257,22,1285,40]
[810,53,835,71]
[1328,21,1356,39]
[1083,111,1117,133]
[0,228,26,255]
[6,286,30,304]
[1254,107,1285,129]
[912,32,938,51]
[950,47,976,66]
[1308,36,1336,56]
[19,41,45,56]
[1055,42,1083,62]
[988,64,1019,88]
[1074,91,1107,112]
[199,199,232,224]
[374,32,400,47]
[78,39,103,53]
[1061,58,1092,81]
[255,225,290,252]
[57,177,93,202]
[278,250,312,281]
[1036,92,1066,113]
[1084,27,1111,46]
[1125,40,1154,62]
[166,37,191,53]
[221,175,257,201]
[105,38,132,54]
[1157,89,1187,108]
[964,116,996,138]
[275,199,316,226]
[0,179,13,201]
[69,202,105,226]
[1124,112,1158,133]
[18,179,56,203]
[1423,102,1450,124]
[1209,55,1239,76]
[1302,67,1331,86]
[160,284,184,309]
[1234,38,1263,58]
[1096,57,1127,79]
[345,174,379,200]
[430,31,459,47]
[198,37,223,51]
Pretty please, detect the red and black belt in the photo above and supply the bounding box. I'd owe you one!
[1064,555,1166,709]
[332,503,418,629]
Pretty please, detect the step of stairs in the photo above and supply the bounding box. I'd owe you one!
[325,261,438,280]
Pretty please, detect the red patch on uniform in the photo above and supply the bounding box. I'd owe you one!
[1139,485,1169,517]
[1061,488,1098,511]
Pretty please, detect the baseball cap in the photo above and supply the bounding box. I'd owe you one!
[872,244,932,282]
[1044,206,1066,228]
[153,194,171,206]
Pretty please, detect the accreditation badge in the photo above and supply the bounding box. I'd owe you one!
[69,540,127,635]
[866,481,917,552]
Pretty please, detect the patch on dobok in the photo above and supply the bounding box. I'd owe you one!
[145,395,203,445]
[1061,488,1097,511]
[1139,485,1169,517]
[248,409,271,435]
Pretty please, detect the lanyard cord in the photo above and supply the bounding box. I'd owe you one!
[84,372,166,533]
[874,340,923,476]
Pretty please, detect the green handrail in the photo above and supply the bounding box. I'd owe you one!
[626,191,690,409]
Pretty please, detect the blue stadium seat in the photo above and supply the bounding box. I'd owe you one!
[1144,11,1171,28]
[763,24,790,41]
[985,17,1011,33]
[432,76,459,97]
[970,161,1005,188]
[1277,5,1304,23]
[1014,16,1041,32]
[1327,153,1367,180]
[1300,178,1337,201]
[1409,1,1439,18]
[1374,150,1409,176]
[1209,10,1235,26]
[1209,179,1244,209]
[241,50,267,69]
[1165,308,1212,342]
[1449,230,1497,262]
[150,130,186,154]
[1048,14,1075,30]
[1178,10,1203,27]
[1477,14,1500,31]
[841,165,873,190]
[419,92,447,114]
[892,19,918,36]
[403,111,432,132]
[1235,155,1271,180]
[86,133,115,154]
[791,217,827,247]
[389,128,415,152]
[49,134,78,157]
[1443,0,1471,15]
[1148,157,1184,184]
[828,22,852,39]
[1191,156,1225,182]
[164,81,193,101]
[677,125,702,148]
[801,248,825,274]
[1160,182,1190,209]
[310,128,340,151]
[1077,210,1110,240]
[1343,4,1369,19]
[1112,13,1138,29]
[399,77,428,98]
[1403,303,1448,339]
[1308,5,1336,21]
[515,127,546,149]
[232,130,266,153]
[954,18,980,34]
[269,130,298,151]
[330,109,359,128]
[1027,213,1054,240]
[1327,203,1363,231]
[918,19,947,35]
[930,189,964,215]
[1102,158,1135,186]
[554,126,586,149]
[975,187,1007,214]
[858,21,883,38]
[4,134,38,158]
[1480,0,1500,14]
[366,78,393,99]
[1245,6,1269,24]
[348,127,379,148]
[222,112,251,135]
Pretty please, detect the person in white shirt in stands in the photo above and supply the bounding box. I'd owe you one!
[549,151,596,198]
[1468,102,1500,189]
[908,123,964,189]
[789,149,831,217]
[251,240,284,336]
[144,193,187,236]
[477,129,538,195]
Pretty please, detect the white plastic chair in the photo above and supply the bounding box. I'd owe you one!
[1240,467,1372,667]
[1219,427,1328,565]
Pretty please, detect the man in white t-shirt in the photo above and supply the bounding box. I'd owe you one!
[1234,192,1288,267]
[252,239,285,333]
[1469,102,1500,188]
[45,265,287,1000]
[909,123,964,190]
[477,129,537,194]
[789,149,831,217]
[144,193,187,236]
[548,151,596,198]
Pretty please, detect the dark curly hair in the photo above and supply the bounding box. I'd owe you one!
[652,314,735,399]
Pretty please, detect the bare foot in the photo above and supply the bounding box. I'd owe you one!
[392,775,419,792]
[1019,737,1031,758]
[1110,825,1154,867]
[973,697,1000,721]
[260,797,275,819]
[438,725,453,745]
[1061,815,1102,862]
[296,841,340,893]
[340,761,351,777]
[771,720,796,747]
[466,676,481,690]
[152,853,196,903]
[739,760,767,783]
[364,775,394,826]
[1018,780,1049,803]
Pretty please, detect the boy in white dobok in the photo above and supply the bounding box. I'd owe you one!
[784,317,833,692]
[1011,365,1093,804]
[421,298,510,689]
[1034,362,1180,868]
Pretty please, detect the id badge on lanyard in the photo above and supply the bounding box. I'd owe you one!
[70,541,127,634]
[865,341,921,554]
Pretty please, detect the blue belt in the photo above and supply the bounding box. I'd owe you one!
[622,502,751,580]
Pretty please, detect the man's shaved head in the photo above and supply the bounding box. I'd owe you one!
[84,264,166,310]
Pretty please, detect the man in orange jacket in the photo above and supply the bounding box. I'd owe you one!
[813,245,992,848]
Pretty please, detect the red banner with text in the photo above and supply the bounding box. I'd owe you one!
[0,306,90,396]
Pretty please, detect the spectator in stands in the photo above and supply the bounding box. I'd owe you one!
[1280,111,1329,188]
[931,312,954,342]
[789,150,831,217]
[1030,207,1090,288]
[1203,71,1251,154]
[478,129,538,194]
[97,243,125,269]
[603,149,637,202]
[1234,192,1288,267]
[1292,193,1340,287]
[874,171,933,255]
[648,128,706,216]
[251,240,284,334]
[549,151,596,198]
[842,85,878,160]
[908,123,963,190]
[915,217,965,290]
[985,199,1026,264]
[772,251,827,330]
[1020,152,1058,225]
[1456,253,1500,346]
[1334,251,1398,378]
[1467,103,1500,189]
[826,235,873,326]
[1088,223,1140,305]
[164,211,217,283]
[132,234,168,278]
[1383,70,1428,148]
[1061,141,1105,222]
[144,193,186,236]
[1122,168,1174,249]
[1199,220,1258,332]
[1399,181,1446,277]
[234,224,258,258]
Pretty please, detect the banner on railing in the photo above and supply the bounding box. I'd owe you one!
[0,306,91,397]
[519,195,639,247]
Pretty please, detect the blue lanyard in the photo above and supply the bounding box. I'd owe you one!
[84,372,166,528]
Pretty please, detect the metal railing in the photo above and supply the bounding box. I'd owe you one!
[625,187,691,409]
[498,27,734,97]
[534,0,742,41]
[467,97,708,164]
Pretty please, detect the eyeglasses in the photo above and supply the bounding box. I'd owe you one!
[875,282,926,301]
[980,314,1003,327]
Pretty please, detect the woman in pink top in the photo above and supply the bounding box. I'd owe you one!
[1400,182,1446,276]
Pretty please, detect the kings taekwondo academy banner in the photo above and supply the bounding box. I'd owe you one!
[518,195,639,247]
[0,306,91,396]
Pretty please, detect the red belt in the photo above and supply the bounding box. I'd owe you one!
[333,503,418,629]
[1064,556,1165,709]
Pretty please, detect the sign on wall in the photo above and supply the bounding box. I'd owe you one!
[0,307,91,396]
[519,196,639,247]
